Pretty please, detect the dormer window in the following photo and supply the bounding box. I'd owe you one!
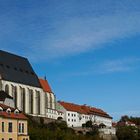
[6,108,11,115]
[0,107,3,112]
[14,109,19,115]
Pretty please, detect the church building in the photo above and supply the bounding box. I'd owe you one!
[0,50,56,118]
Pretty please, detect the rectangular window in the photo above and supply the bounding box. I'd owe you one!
[22,123,24,133]
[8,122,13,132]
[68,113,70,116]
[19,123,21,133]
[2,122,4,132]
[2,138,4,140]
[9,138,12,140]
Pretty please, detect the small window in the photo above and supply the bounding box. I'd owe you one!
[20,68,23,72]
[14,67,17,71]
[68,113,70,116]
[2,122,4,132]
[6,65,10,68]
[23,138,25,140]
[8,122,13,132]
[26,139,28,140]
[2,138,4,140]
[19,123,21,133]
[0,63,4,67]
[6,108,11,115]
[9,139,12,140]
[22,123,24,133]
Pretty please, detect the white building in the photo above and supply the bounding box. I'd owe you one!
[0,50,56,118]
[58,101,113,128]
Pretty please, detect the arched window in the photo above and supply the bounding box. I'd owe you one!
[5,84,9,94]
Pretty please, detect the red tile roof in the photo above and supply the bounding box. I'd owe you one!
[59,102,87,114]
[59,101,112,119]
[39,78,52,93]
[0,103,28,120]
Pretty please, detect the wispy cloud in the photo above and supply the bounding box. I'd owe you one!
[0,1,140,61]
[30,12,140,61]
[98,58,140,74]
[65,57,140,77]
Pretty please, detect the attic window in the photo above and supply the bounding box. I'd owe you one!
[0,107,3,112]
[6,65,10,69]
[6,108,11,115]
[20,68,23,72]
[14,109,19,115]
[0,63,4,67]
[25,70,29,74]
[31,72,34,75]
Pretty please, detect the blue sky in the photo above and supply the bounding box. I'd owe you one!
[0,0,140,120]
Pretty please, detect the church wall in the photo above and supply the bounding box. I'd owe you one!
[0,80,46,117]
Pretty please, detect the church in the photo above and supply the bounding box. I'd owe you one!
[0,50,56,118]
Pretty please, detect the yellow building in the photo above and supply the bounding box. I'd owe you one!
[0,103,29,140]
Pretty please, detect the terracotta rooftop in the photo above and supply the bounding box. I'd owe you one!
[59,101,112,119]
[39,78,52,93]
[0,103,27,120]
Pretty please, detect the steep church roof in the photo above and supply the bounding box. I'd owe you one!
[39,78,52,93]
[0,50,41,87]
[0,90,13,101]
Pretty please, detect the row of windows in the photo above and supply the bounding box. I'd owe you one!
[0,63,35,75]
[2,122,25,134]
[1,138,28,140]
[68,113,76,117]
[2,122,13,133]
[68,119,76,122]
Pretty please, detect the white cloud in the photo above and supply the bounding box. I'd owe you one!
[65,57,140,77]
[98,58,140,73]
[29,12,140,61]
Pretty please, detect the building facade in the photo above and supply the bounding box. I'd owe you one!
[0,103,29,140]
[58,101,113,128]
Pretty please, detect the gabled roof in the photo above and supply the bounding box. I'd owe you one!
[39,78,52,93]
[0,90,13,101]
[0,50,41,87]
[59,101,112,119]
[0,103,27,120]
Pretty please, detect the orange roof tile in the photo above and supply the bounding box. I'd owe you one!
[39,78,52,93]
[59,101,112,119]
[59,101,87,114]
[0,103,27,120]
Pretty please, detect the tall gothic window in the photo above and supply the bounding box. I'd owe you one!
[36,91,40,115]
[45,94,48,109]
[50,94,53,109]
[11,85,17,108]
[5,84,9,94]
[29,89,33,114]
[20,87,26,112]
